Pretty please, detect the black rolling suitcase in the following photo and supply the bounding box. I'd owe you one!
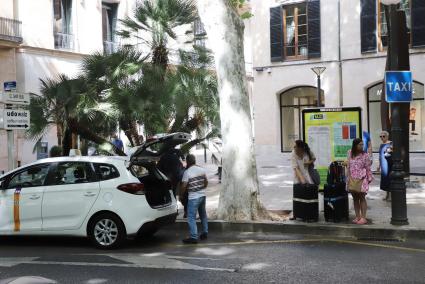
[324,183,349,222]
[293,183,319,222]
[324,162,349,222]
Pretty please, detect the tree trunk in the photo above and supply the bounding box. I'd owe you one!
[119,119,141,147]
[68,118,126,156]
[196,1,263,221]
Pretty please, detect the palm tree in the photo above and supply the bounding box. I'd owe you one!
[28,75,125,156]
[118,0,197,67]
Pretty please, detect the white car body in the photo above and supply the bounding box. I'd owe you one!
[0,156,177,243]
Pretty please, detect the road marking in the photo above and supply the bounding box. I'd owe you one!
[0,255,234,272]
[324,238,425,254]
[168,238,425,254]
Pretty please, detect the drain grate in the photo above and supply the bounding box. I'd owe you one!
[357,237,404,243]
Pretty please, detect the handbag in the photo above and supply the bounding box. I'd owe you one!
[309,164,321,186]
[348,178,363,193]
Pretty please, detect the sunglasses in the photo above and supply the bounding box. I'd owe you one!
[380,135,387,138]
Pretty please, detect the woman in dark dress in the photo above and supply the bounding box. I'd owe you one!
[377,131,392,201]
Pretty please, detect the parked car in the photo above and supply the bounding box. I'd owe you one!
[0,132,191,249]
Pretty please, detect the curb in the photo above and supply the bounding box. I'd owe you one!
[173,220,425,240]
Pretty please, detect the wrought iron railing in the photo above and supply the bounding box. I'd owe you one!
[0,17,23,43]
[54,32,75,50]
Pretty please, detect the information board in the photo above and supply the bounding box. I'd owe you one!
[302,107,362,186]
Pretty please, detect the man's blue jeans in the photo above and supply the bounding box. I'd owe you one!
[187,196,208,239]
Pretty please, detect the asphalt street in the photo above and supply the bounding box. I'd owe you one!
[1,227,425,284]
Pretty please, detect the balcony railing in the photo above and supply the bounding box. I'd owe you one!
[103,40,119,55]
[0,17,23,43]
[54,32,75,51]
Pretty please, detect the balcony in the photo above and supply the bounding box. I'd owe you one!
[0,17,23,44]
[54,32,75,51]
[103,40,119,55]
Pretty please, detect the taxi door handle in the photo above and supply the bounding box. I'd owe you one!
[84,192,97,197]
[29,195,41,200]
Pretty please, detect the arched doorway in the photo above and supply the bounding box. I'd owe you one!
[280,86,324,152]
[367,80,425,152]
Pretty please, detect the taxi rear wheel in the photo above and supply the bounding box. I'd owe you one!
[88,213,126,249]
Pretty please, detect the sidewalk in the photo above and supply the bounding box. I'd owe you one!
[177,147,425,239]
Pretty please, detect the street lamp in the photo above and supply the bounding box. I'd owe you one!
[311,67,326,107]
[381,0,409,225]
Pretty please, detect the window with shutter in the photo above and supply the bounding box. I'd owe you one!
[360,0,377,53]
[412,0,425,47]
[307,0,321,58]
[270,6,283,62]
[283,3,308,60]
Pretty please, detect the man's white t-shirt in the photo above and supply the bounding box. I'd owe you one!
[182,165,207,200]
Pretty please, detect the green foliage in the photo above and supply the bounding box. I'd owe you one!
[49,146,63,157]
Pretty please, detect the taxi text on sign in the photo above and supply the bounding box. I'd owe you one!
[385,71,413,103]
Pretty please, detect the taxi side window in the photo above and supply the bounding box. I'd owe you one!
[50,162,97,185]
[7,164,51,189]
[93,163,120,181]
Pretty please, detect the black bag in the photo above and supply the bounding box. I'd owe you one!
[326,161,346,185]
[309,164,321,186]
[324,183,349,222]
[293,183,319,222]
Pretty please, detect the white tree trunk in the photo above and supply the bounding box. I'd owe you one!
[196,0,262,220]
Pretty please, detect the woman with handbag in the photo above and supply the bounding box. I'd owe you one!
[346,138,373,225]
[290,140,317,220]
[292,140,316,185]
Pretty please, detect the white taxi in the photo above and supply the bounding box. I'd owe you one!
[0,133,190,249]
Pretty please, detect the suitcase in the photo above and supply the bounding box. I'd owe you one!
[293,183,319,222]
[324,182,349,222]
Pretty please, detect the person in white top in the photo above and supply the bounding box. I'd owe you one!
[180,154,208,244]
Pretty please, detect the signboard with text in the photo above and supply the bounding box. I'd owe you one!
[0,92,30,105]
[385,71,413,103]
[2,109,30,130]
[302,107,362,188]
[3,81,17,92]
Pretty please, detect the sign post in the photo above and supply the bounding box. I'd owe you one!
[1,81,30,171]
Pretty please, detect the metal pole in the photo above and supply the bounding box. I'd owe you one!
[7,130,15,171]
[317,75,321,107]
[388,4,408,225]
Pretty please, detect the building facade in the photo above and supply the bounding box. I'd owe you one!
[0,0,142,173]
[247,0,425,155]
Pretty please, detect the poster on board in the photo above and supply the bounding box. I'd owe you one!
[302,107,362,187]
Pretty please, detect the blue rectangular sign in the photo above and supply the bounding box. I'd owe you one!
[385,71,413,103]
[3,81,17,91]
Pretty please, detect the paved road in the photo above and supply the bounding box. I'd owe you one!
[1,228,425,284]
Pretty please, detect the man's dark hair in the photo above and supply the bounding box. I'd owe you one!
[186,154,196,166]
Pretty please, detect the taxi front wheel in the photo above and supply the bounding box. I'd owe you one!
[88,213,126,249]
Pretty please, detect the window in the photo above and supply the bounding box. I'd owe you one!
[378,0,411,51]
[7,164,50,189]
[53,0,74,50]
[283,3,308,59]
[94,163,120,181]
[194,18,206,48]
[102,2,118,54]
[367,81,425,152]
[49,162,97,185]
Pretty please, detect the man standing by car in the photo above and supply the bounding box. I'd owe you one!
[180,154,208,244]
